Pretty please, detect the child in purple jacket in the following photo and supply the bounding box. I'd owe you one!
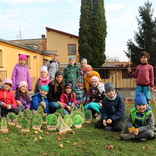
[15,81,31,112]
[11,54,32,91]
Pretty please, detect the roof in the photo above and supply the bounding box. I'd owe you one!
[0,38,50,56]
[46,27,78,39]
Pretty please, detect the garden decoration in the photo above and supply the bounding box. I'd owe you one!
[57,116,67,133]
[70,110,84,121]
[16,112,23,128]
[37,106,44,116]
[21,117,30,132]
[56,109,66,118]
[64,117,73,131]
[54,112,60,118]
[84,110,92,123]
[7,113,17,125]
[73,115,84,128]
[32,114,43,130]
[46,114,58,130]
[64,114,70,122]
[1,117,8,133]
[71,106,78,112]
[23,109,33,121]
[79,104,84,113]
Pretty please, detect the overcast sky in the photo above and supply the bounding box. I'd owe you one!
[0,0,156,61]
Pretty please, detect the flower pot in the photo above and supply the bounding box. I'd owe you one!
[32,125,41,130]
[16,123,22,128]
[8,120,16,125]
[47,125,57,131]
[74,124,82,128]
[21,129,30,132]
[1,127,8,133]
[84,119,92,124]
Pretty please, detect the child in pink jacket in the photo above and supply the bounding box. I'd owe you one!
[60,82,78,114]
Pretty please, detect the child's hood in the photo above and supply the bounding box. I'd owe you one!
[16,63,28,68]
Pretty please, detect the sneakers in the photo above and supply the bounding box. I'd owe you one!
[104,126,112,131]
[120,133,135,140]
[95,113,102,120]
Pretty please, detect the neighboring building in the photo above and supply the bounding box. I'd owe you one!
[0,38,51,89]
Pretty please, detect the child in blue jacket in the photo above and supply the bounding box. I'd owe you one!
[95,82,125,132]
[31,85,49,115]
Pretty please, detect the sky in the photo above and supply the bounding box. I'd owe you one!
[0,0,156,61]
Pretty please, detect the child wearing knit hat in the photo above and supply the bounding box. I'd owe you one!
[83,65,101,92]
[11,54,32,91]
[34,66,51,94]
[64,56,80,85]
[72,76,86,106]
[80,58,88,76]
[31,85,50,115]
[45,51,60,81]
[0,78,19,117]
[15,81,31,112]
[95,82,125,132]
[120,93,155,141]
[84,76,105,119]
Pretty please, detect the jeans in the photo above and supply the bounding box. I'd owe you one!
[49,102,61,113]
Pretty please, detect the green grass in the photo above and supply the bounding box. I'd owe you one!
[1,103,156,156]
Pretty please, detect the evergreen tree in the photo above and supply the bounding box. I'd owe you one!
[91,0,107,68]
[78,0,92,64]
[125,1,156,65]
[79,0,107,68]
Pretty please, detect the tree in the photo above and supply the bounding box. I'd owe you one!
[78,0,92,63]
[78,0,107,68]
[125,1,156,66]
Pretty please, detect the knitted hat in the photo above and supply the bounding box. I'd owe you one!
[105,82,115,92]
[55,71,63,78]
[135,93,147,106]
[19,81,28,88]
[91,76,99,84]
[2,78,12,86]
[65,82,72,88]
[81,58,87,63]
[84,65,92,71]
[19,54,27,60]
[40,66,48,73]
[76,76,84,84]
[40,85,49,92]
[69,56,76,61]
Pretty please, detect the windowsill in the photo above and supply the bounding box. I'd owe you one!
[0,66,4,68]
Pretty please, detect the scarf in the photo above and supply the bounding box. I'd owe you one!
[39,76,51,86]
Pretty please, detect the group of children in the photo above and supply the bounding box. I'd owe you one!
[0,50,155,142]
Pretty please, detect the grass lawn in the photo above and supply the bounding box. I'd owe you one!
[1,103,156,156]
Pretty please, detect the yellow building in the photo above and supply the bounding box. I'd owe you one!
[0,38,51,89]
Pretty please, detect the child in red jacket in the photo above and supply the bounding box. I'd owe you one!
[0,78,19,118]
[60,82,78,114]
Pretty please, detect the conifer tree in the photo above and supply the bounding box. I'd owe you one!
[125,1,156,65]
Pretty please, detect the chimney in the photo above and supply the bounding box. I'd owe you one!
[41,34,45,38]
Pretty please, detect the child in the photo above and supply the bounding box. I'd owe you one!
[60,82,78,114]
[0,78,19,117]
[128,51,154,104]
[80,58,88,76]
[31,85,49,115]
[47,71,65,113]
[73,76,86,106]
[84,76,104,119]
[120,93,154,141]
[11,54,32,91]
[15,81,31,112]
[64,56,80,85]
[45,51,60,81]
[34,66,51,93]
[83,65,101,92]
[95,82,125,132]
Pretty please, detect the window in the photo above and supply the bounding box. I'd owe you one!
[0,49,3,68]
[99,69,110,79]
[18,54,31,68]
[68,44,76,55]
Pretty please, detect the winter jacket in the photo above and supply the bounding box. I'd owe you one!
[60,93,78,106]
[64,64,80,84]
[45,59,60,80]
[11,63,32,91]
[0,88,17,109]
[102,92,125,121]
[126,107,154,133]
[72,85,86,104]
[15,94,31,109]
[47,82,63,102]
[31,92,49,114]
[130,64,154,87]
[84,71,101,92]
[34,78,51,94]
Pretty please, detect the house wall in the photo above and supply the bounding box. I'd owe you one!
[0,41,51,89]
[46,30,79,63]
